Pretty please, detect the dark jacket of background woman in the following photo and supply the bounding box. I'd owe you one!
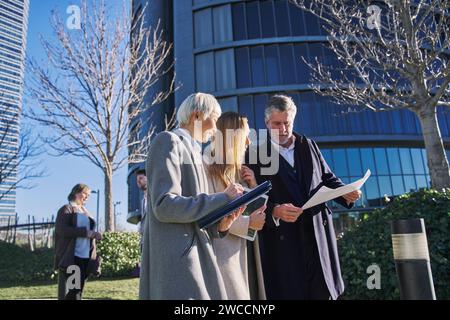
[54,204,100,275]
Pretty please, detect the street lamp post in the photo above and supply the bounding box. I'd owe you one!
[91,190,100,232]
[113,201,121,231]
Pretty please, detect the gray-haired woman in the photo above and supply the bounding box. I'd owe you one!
[139,92,244,300]
[54,183,102,300]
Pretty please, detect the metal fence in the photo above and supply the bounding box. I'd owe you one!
[0,214,55,251]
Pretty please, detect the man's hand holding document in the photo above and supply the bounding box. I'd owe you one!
[302,170,371,210]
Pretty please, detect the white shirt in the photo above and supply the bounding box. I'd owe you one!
[70,202,93,259]
[269,135,297,227]
[270,135,296,167]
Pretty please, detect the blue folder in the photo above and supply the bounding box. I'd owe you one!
[198,181,272,229]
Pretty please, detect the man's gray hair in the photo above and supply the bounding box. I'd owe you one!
[176,92,222,125]
[264,94,297,122]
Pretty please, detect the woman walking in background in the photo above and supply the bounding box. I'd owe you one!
[205,112,267,299]
[54,183,102,300]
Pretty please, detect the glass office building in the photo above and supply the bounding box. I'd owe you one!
[0,0,29,215]
[128,0,450,215]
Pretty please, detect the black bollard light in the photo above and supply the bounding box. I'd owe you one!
[391,218,436,300]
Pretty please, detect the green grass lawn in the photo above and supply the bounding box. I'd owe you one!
[0,277,139,300]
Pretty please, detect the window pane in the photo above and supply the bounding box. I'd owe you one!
[391,176,405,196]
[218,97,238,113]
[437,106,449,136]
[391,110,404,134]
[404,175,417,192]
[378,176,393,197]
[265,45,280,86]
[341,177,351,184]
[213,5,233,44]
[322,46,340,78]
[274,0,291,37]
[365,177,380,201]
[321,149,333,168]
[254,94,268,129]
[232,3,246,41]
[238,96,255,128]
[215,49,236,91]
[289,1,306,36]
[399,148,413,174]
[293,44,310,84]
[422,149,430,174]
[260,0,275,37]
[235,47,251,88]
[246,1,261,39]
[296,93,316,136]
[195,52,215,92]
[386,148,401,174]
[347,148,362,176]
[308,43,323,65]
[194,9,213,48]
[279,44,296,84]
[332,149,348,177]
[374,148,389,175]
[250,46,265,86]
[411,148,426,174]
[193,0,208,5]
[416,175,428,189]
[303,10,320,35]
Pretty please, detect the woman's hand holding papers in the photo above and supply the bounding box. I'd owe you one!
[224,183,244,200]
[249,205,266,231]
[218,205,246,232]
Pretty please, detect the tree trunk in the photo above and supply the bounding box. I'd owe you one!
[104,167,114,231]
[416,106,450,189]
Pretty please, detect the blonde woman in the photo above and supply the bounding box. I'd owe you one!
[205,112,267,300]
[54,184,102,300]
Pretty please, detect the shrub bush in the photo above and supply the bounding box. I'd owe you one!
[0,231,140,284]
[96,232,140,278]
[0,242,55,283]
[338,188,450,299]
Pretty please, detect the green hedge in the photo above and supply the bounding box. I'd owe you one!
[0,242,55,283]
[96,232,140,278]
[0,232,140,284]
[338,188,450,299]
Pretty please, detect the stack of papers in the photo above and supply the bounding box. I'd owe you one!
[301,169,371,210]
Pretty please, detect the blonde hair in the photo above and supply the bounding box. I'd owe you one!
[68,184,91,202]
[176,92,222,125]
[207,112,249,188]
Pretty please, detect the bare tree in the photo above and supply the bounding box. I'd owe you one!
[291,0,450,188]
[0,99,45,202]
[25,0,174,231]
[128,110,177,164]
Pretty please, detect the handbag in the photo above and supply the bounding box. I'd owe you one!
[89,255,102,277]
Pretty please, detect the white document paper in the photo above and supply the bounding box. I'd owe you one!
[301,169,371,210]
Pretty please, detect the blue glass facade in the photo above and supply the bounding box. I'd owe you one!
[129,0,450,213]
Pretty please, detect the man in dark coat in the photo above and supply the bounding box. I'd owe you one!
[247,95,361,300]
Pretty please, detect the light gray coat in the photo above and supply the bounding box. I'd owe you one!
[207,174,267,300]
[139,129,230,300]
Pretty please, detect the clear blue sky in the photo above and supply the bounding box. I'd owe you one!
[16,0,134,231]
